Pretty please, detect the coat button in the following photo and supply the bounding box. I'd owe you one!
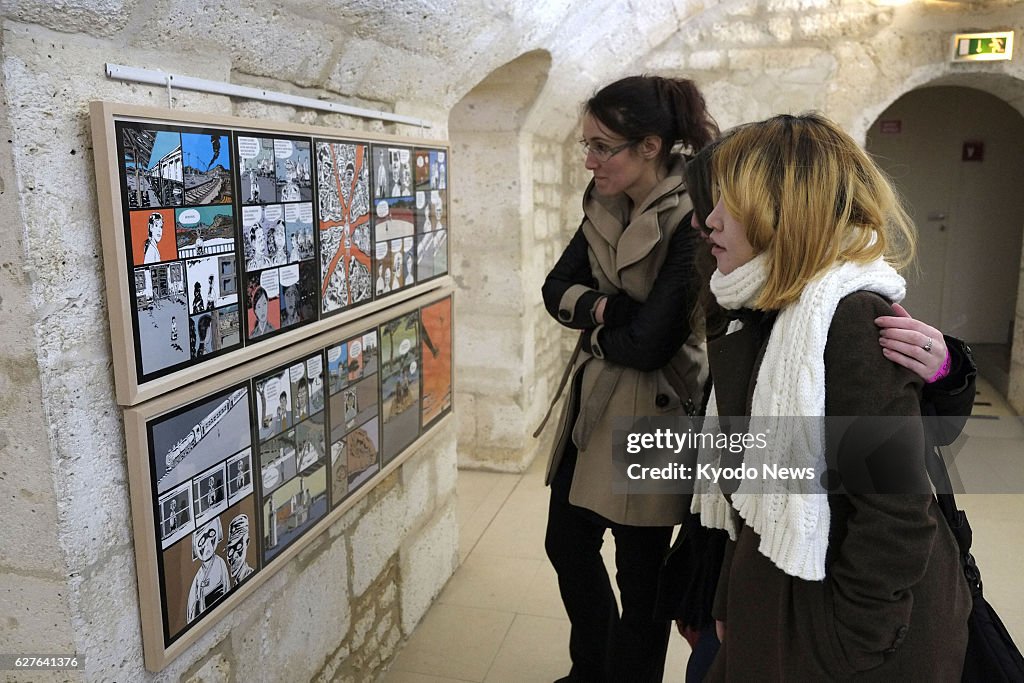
[558,308,572,321]
[885,625,909,652]
[655,393,670,408]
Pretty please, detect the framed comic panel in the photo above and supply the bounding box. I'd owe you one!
[91,101,451,406]
[124,286,453,671]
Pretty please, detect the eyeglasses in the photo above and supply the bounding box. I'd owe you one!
[579,138,634,162]
[197,528,218,544]
[227,538,246,555]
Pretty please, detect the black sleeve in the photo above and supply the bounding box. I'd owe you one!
[541,226,605,329]
[582,226,698,371]
[920,335,977,446]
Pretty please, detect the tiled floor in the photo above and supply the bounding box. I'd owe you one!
[382,377,1024,682]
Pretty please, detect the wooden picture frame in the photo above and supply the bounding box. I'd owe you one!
[124,286,454,671]
[90,101,450,405]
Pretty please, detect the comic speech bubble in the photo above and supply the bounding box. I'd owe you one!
[242,206,262,224]
[279,264,299,287]
[376,200,389,218]
[350,340,362,357]
[285,204,299,222]
[289,362,305,382]
[327,346,341,363]
[238,137,260,159]
[274,139,294,159]
[264,377,280,401]
[416,154,425,168]
[398,149,410,162]
[416,191,426,209]
[260,269,280,297]
[438,152,446,162]
[399,339,411,356]
[262,467,280,489]
[178,208,200,226]
[375,242,389,259]
[263,204,283,222]
[403,236,414,250]
[409,360,417,375]
[298,203,313,223]
[307,356,323,376]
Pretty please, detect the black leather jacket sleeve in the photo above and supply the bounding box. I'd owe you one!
[541,226,605,330]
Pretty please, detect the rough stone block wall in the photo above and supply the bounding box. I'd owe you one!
[0,17,457,682]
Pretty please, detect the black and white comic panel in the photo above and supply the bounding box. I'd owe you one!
[254,353,329,564]
[326,330,381,507]
[380,313,421,466]
[147,384,257,642]
[119,123,236,380]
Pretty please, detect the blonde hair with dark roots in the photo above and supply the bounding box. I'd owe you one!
[711,113,916,310]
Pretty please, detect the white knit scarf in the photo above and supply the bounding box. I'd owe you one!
[690,252,906,580]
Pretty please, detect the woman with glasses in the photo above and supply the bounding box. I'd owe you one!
[539,75,716,682]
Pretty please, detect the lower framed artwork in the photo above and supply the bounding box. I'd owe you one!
[124,285,454,671]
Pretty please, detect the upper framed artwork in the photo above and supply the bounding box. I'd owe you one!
[124,286,453,671]
[91,102,450,405]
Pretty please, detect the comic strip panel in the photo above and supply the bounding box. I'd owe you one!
[294,412,326,474]
[225,448,254,506]
[274,138,312,203]
[176,205,235,261]
[371,145,413,200]
[149,385,252,496]
[278,261,317,332]
[254,365,293,442]
[317,140,372,315]
[259,427,296,498]
[284,202,316,264]
[329,373,379,444]
[119,125,184,209]
[129,208,178,265]
[181,131,233,205]
[160,496,258,643]
[330,330,378,390]
[135,263,191,375]
[414,149,447,192]
[236,136,277,205]
[420,297,453,427]
[416,230,448,281]
[375,237,416,295]
[262,459,328,564]
[192,462,229,529]
[158,481,194,550]
[373,197,415,243]
[242,204,288,270]
[346,416,380,496]
[415,190,447,234]
[380,312,421,466]
[245,269,281,341]
[326,340,350,395]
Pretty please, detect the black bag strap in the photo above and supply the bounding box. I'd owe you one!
[926,444,983,596]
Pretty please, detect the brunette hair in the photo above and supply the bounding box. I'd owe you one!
[684,142,728,340]
[711,113,916,310]
[585,75,718,165]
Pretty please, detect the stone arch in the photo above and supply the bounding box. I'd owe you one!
[863,69,1024,410]
[449,50,562,471]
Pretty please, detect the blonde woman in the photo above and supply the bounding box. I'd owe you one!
[691,113,970,680]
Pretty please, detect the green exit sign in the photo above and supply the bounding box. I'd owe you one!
[952,31,1014,62]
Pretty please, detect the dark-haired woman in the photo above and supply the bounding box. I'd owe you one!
[539,75,717,682]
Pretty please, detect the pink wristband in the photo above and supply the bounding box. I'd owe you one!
[927,349,952,384]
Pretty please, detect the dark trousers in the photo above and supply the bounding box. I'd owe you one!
[545,445,673,682]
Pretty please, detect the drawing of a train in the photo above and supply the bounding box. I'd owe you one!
[165,389,247,470]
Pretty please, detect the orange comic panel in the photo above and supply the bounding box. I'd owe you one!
[130,208,178,265]
[420,297,452,426]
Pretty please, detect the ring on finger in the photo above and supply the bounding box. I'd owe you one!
[922,337,933,353]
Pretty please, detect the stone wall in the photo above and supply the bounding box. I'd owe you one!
[0,19,456,683]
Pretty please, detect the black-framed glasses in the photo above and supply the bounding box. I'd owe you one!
[197,527,218,544]
[578,138,634,162]
[227,538,246,555]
